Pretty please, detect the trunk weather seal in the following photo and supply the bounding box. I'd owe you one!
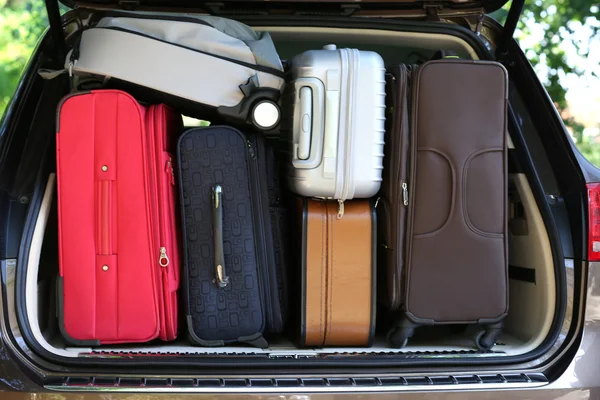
[368,200,377,346]
[300,198,308,346]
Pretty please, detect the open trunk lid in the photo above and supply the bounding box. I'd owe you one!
[56,0,510,16]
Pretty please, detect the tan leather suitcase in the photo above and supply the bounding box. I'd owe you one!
[381,58,509,351]
[299,199,376,347]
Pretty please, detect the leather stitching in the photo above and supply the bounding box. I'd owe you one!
[462,147,505,238]
[412,147,456,239]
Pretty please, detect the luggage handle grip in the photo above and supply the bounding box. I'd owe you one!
[212,185,230,289]
[97,180,113,255]
[297,86,312,160]
[292,78,325,170]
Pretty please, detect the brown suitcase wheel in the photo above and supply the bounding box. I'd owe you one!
[387,318,419,348]
[387,328,410,348]
[474,322,504,352]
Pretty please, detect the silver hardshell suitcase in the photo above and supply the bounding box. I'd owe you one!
[62,14,285,130]
[286,44,386,214]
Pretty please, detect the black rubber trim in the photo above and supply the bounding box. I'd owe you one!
[367,200,377,347]
[57,277,101,346]
[502,102,568,362]
[187,327,270,349]
[509,265,536,283]
[82,27,285,78]
[404,311,434,326]
[185,315,224,347]
[478,315,508,325]
[508,149,523,174]
[299,198,308,347]
[237,332,268,348]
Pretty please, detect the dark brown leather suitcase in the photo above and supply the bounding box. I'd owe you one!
[299,199,376,347]
[381,59,509,350]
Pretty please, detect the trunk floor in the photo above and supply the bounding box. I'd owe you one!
[56,333,523,358]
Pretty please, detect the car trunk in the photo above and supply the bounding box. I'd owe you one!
[11,11,563,369]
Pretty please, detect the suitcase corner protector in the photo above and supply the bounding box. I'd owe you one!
[238,333,268,349]
[404,311,435,326]
[185,315,225,347]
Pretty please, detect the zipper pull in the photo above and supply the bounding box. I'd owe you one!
[166,157,175,185]
[159,247,169,267]
[69,36,81,78]
[337,199,344,219]
[71,35,81,61]
[402,182,409,206]
[475,13,485,35]
[247,140,256,160]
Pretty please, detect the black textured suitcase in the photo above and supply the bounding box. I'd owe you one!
[264,144,290,326]
[178,126,286,348]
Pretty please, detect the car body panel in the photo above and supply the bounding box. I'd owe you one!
[0,255,597,396]
[548,261,600,390]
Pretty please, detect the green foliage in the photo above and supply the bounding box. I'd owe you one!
[493,0,600,164]
[517,0,599,111]
[568,117,600,166]
[0,0,48,114]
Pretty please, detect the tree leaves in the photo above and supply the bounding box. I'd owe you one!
[512,0,599,113]
[0,0,48,114]
[496,0,600,164]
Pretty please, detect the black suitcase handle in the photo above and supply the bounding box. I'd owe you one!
[212,185,230,288]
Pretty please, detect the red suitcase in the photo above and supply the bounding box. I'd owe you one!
[56,90,182,345]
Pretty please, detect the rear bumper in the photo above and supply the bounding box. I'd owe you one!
[0,262,597,397]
